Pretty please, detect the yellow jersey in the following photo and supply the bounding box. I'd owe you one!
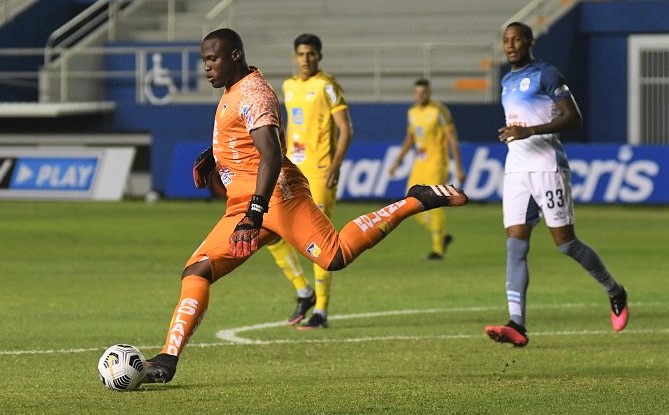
[407,100,454,170]
[282,70,348,179]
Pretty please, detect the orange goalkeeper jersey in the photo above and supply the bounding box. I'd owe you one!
[211,68,310,215]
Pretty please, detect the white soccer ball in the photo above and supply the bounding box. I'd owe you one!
[97,344,147,391]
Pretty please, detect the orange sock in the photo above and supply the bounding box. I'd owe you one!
[338,197,423,264]
[160,275,210,357]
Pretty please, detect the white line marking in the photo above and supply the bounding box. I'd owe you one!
[1,302,666,356]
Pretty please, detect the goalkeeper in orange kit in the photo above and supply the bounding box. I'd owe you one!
[143,28,468,384]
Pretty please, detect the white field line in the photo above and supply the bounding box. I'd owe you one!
[1,302,666,356]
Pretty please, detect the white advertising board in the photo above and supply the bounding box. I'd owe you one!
[0,147,136,200]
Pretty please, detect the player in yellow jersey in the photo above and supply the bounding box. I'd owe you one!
[389,78,466,260]
[266,33,352,329]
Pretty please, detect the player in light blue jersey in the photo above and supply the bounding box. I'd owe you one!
[484,22,628,347]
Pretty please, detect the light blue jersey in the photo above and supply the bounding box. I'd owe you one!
[501,60,572,172]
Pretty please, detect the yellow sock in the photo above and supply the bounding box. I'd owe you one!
[267,239,310,293]
[428,209,445,254]
[314,264,331,313]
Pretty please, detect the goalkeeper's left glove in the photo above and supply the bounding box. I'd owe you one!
[229,195,268,258]
[192,146,216,189]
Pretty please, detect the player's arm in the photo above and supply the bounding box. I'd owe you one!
[229,125,283,258]
[326,108,353,188]
[389,132,415,177]
[444,124,466,184]
[251,124,283,200]
[498,96,582,143]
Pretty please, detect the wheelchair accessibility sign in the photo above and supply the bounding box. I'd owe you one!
[143,53,177,105]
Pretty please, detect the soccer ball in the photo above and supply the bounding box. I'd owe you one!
[97,344,147,391]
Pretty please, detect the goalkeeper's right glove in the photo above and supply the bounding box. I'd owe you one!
[192,146,216,188]
[229,195,268,258]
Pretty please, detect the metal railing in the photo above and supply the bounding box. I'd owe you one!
[503,0,580,37]
[44,0,132,66]
[203,0,237,37]
[3,41,495,103]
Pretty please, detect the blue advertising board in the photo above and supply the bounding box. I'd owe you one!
[337,143,668,204]
[165,142,669,204]
[8,157,98,191]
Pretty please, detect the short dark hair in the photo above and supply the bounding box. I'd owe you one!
[294,33,322,54]
[506,21,534,41]
[204,28,244,52]
[414,78,430,88]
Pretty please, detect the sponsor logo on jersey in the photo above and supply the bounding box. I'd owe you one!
[292,107,304,125]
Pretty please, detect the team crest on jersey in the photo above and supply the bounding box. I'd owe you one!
[306,242,322,258]
[306,91,315,101]
[519,77,531,91]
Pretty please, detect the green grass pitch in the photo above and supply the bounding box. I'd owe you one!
[0,200,667,414]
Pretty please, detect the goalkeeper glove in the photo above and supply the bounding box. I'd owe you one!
[192,146,216,189]
[230,195,268,258]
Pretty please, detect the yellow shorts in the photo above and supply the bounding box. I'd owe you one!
[305,175,337,218]
[407,162,447,189]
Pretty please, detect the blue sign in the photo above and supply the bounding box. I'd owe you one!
[165,142,216,199]
[336,142,669,204]
[10,158,98,191]
[164,141,669,204]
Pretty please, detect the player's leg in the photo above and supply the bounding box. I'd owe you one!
[144,214,275,383]
[426,208,452,260]
[485,172,534,347]
[266,239,315,325]
[299,179,336,330]
[332,184,467,269]
[542,170,628,331]
[265,184,467,275]
[407,169,452,260]
[144,260,213,384]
